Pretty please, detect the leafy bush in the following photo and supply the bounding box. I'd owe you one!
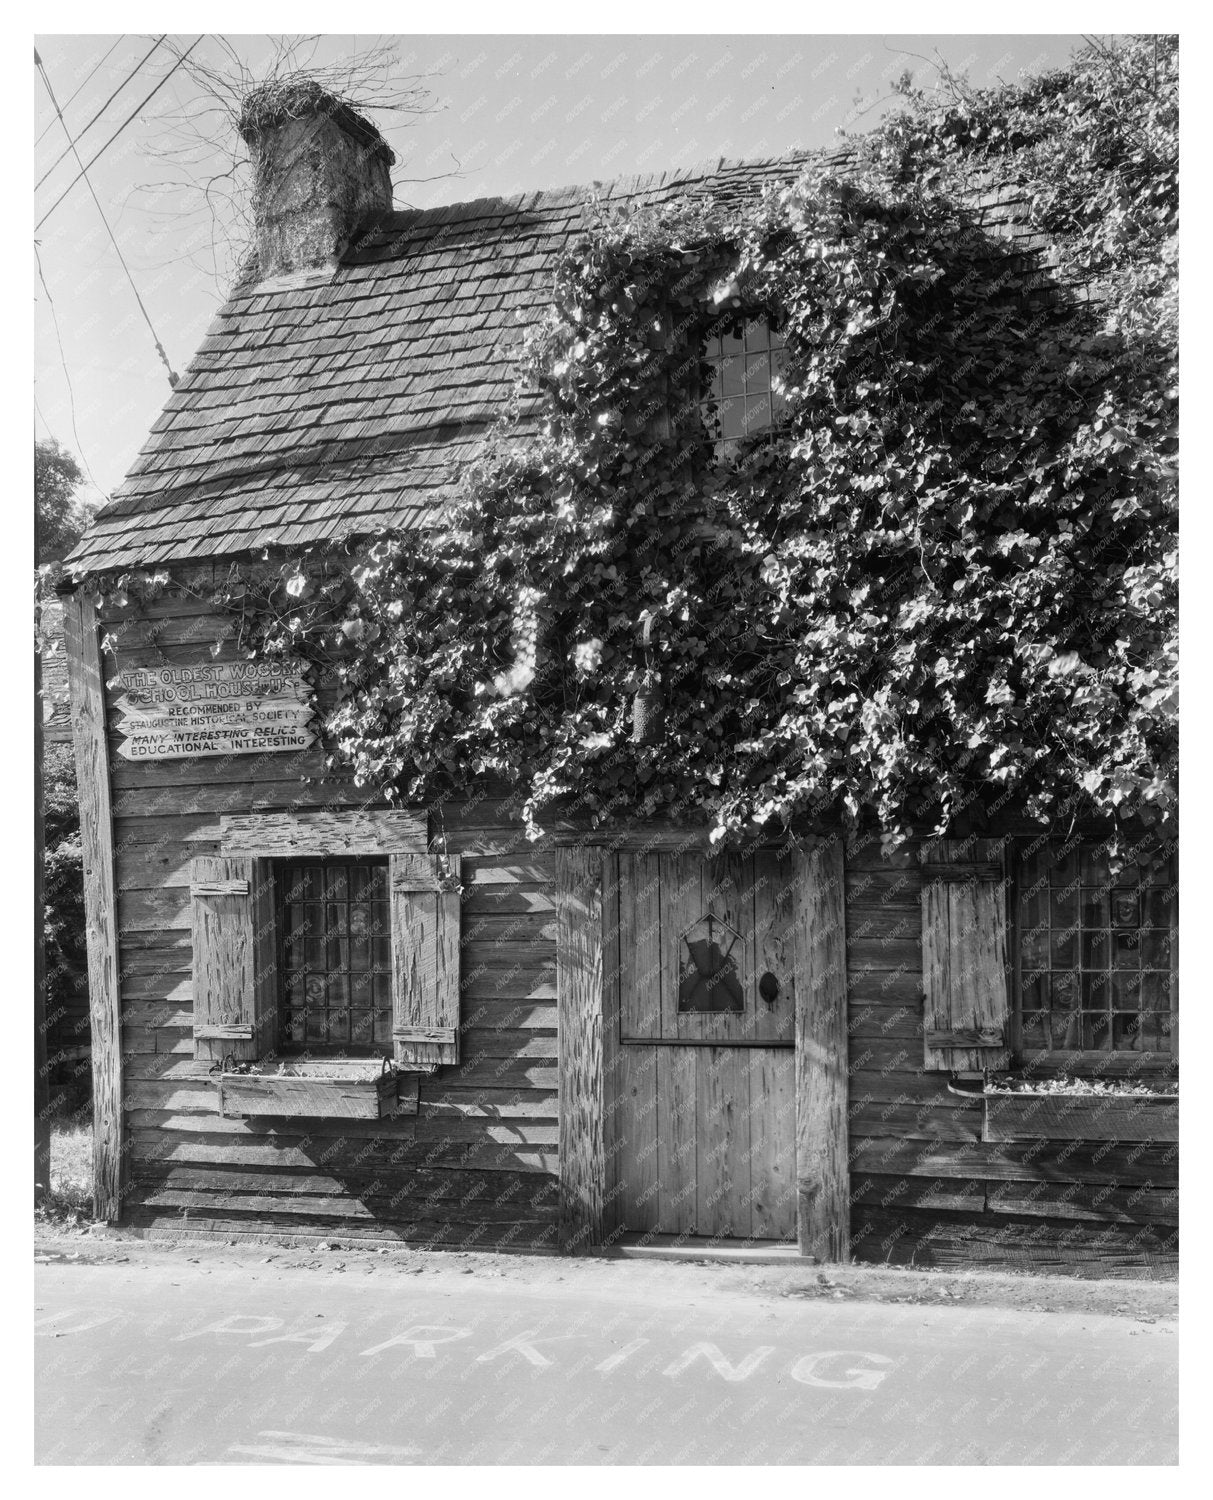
[42,743,87,1028]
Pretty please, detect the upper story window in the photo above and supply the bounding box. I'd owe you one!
[1013,840,1177,1060]
[699,316,787,454]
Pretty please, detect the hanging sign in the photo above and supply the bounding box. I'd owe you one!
[114,660,315,760]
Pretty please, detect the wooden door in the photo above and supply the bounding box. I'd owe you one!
[610,849,797,1241]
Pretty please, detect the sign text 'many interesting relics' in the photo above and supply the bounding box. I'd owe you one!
[114,660,315,760]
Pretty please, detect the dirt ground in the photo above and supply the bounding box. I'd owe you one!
[33,1214,1178,1323]
[36,1121,1178,1324]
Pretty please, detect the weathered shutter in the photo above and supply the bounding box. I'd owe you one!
[920,839,1011,1072]
[390,852,461,1069]
[190,855,276,1063]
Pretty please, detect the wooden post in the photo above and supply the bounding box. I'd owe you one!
[556,844,605,1253]
[63,592,123,1223]
[34,643,50,1203]
[793,837,849,1261]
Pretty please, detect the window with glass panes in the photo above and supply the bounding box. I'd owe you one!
[1014,841,1176,1056]
[700,317,786,451]
[278,860,393,1053]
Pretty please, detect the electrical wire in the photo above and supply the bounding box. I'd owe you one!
[36,35,167,191]
[35,47,183,386]
[35,36,203,233]
[34,35,125,147]
[34,244,100,490]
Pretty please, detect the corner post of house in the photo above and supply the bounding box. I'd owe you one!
[62,589,124,1222]
[555,840,607,1253]
[793,834,849,1261]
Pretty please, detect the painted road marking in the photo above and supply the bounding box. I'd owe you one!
[248,1322,349,1353]
[176,1314,284,1341]
[790,1351,895,1390]
[360,1325,473,1359]
[227,1431,421,1464]
[47,1302,903,1387]
[663,1343,775,1381]
[35,1308,120,1335]
[474,1330,581,1369]
[595,1337,649,1373]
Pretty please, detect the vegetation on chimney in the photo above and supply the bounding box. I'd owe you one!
[142,38,437,287]
[111,36,1178,854]
[237,76,394,159]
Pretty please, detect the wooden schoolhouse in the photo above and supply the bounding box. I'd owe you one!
[61,88,1177,1272]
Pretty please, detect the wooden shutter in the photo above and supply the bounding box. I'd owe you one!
[190,855,276,1063]
[920,839,1011,1072]
[390,852,461,1069]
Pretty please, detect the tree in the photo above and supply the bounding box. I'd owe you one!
[35,438,89,565]
[35,438,92,1156]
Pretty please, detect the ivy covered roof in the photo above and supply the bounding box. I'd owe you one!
[65,146,1041,577]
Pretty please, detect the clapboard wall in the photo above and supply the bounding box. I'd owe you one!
[97,574,560,1250]
[82,573,1177,1268]
[842,835,1178,1277]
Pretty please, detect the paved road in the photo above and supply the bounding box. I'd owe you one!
[35,1248,1176,1464]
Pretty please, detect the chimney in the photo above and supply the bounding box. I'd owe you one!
[238,80,395,280]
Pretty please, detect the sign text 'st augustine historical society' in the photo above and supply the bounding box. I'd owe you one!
[114,660,315,760]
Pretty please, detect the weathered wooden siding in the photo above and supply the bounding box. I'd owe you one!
[843,832,1178,1278]
[101,578,559,1250]
[88,576,1177,1267]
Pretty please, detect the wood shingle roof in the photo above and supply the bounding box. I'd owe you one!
[65,148,1044,577]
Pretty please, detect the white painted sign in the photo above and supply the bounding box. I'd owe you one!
[114,660,315,760]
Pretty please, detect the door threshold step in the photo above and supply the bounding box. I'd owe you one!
[600,1234,806,1266]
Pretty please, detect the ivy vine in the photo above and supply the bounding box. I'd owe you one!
[93,37,1178,853]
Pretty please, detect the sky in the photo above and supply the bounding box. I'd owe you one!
[33,31,1089,505]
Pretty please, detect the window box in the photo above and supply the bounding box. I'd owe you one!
[218,1059,405,1121]
[982,1080,1178,1143]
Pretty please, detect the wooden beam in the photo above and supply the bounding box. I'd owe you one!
[552,823,713,853]
[220,809,426,857]
[63,592,123,1223]
[793,838,849,1262]
[555,845,605,1252]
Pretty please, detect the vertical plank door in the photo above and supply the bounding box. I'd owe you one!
[610,849,798,1243]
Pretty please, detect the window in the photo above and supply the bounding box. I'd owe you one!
[699,316,787,453]
[190,813,462,1082]
[278,859,393,1054]
[1012,840,1177,1058]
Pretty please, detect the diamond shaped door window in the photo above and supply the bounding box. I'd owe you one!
[678,914,745,1013]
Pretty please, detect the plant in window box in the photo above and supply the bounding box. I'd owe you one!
[216,1054,408,1121]
[982,1073,1178,1144]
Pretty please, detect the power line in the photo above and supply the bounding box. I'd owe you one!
[37,35,167,191]
[36,51,182,393]
[35,36,203,233]
[34,35,126,147]
[34,244,100,491]
[35,48,183,387]
[34,395,57,443]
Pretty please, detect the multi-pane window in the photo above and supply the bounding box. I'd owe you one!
[278,860,393,1054]
[700,317,787,452]
[1014,841,1176,1056]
